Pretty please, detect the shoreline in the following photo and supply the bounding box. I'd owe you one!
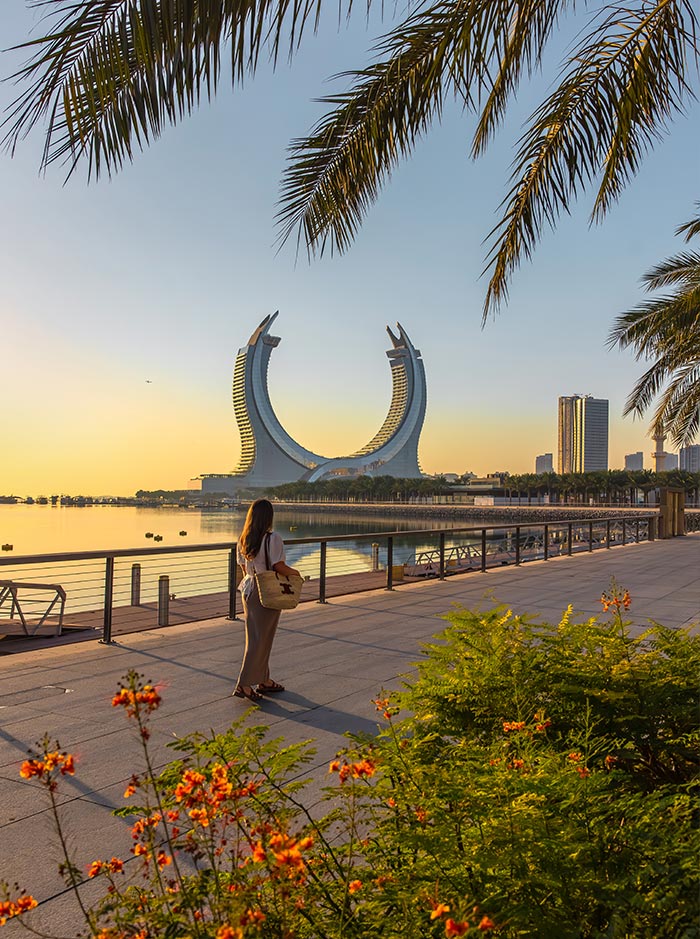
[270,501,658,523]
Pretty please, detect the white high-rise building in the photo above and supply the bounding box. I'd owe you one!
[535,453,553,474]
[558,396,609,473]
[625,452,644,471]
[680,444,700,472]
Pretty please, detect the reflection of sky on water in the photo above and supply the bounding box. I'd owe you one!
[0,506,571,616]
[198,508,497,542]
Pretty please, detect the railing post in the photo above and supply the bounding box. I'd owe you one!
[386,537,394,590]
[636,519,640,543]
[371,543,379,572]
[515,526,521,565]
[158,575,169,626]
[649,516,656,540]
[100,556,115,644]
[589,521,593,552]
[481,529,487,572]
[622,519,627,545]
[606,519,611,548]
[568,522,573,556]
[130,563,141,605]
[318,541,327,603]
[227,548,239,620]
[543,524,549,561]
[439,532,446,579]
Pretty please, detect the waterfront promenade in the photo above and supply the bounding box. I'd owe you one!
[1,535,698,935]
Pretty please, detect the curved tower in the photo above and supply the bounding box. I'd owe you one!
[200,314,426,494]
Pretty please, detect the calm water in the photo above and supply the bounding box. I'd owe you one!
[0,506,502,614]
[0,504,491,556]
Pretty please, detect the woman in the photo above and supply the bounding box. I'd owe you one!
[234,498,300,702]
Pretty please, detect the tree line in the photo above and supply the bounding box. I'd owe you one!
[266,469,700,505]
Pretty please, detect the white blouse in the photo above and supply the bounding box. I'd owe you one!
[237,531,286,596]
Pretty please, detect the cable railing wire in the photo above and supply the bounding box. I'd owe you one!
[0,516,658,644]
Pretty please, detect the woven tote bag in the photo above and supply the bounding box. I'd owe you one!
[255,533,303,611]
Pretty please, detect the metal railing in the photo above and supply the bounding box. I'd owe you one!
[0,515,657,645]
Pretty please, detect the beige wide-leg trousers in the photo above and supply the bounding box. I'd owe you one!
[237,583,282,687]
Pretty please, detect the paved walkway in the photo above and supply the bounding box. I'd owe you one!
[1,536,698,935]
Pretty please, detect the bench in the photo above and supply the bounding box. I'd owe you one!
[0,580,66,636]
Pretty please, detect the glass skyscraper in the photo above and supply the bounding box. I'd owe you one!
[558,396,609,473]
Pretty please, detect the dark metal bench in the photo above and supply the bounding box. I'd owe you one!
[0,580,66,636]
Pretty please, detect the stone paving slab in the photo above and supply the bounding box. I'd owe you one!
[1,535,698,935]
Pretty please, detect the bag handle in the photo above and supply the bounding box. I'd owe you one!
[264,531,272,572]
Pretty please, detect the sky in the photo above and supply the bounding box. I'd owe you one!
[1,2,698,496]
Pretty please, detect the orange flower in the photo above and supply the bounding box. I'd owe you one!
[415,807,428,824]
[132,844,149,857]
[622,590,631,609]
[503,721,526,733]
[430,902,451,920]
[330,757,376,783]
[252,842,267,863]
[478,915,496,931]
[348,880,362,894]
[215,926,243,939]
[351,759,376,779]
[20,750,74,782]
[60,754,75,775]
[19,759,44,779]
[240,909,266,926]
[112,682,162,716]
[13,895,37,914]
[156,851,172,869]
[445,918,469,936]
[387,797,397,808]
[576,766,590,779]
[87,861,105,878]
[604,755,618,770]
[0,894,37,925]
[567,752,582,763]
[188,807,210,827]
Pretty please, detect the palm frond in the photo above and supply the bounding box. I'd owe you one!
[676,204,700,240]
[614,204,700,446]
[277,0,573,255]
[277,0,487,254]
[470,0,568,157]
[482,0,698,318]
[2,0,351,178]
[641,250,700,290]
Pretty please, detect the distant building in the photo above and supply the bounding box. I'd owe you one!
[651,430,674,472]
[624,452,644,471]
[680,444,700,472]
[558,396,609,473]
[535,453,553,474]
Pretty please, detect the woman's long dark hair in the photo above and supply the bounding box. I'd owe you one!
[239,498,274,559]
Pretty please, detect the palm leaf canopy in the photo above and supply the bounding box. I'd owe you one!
[610,207,700,447]
[3,0,699,313]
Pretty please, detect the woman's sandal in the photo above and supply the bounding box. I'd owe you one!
[233,685,263,702]
[257,680,285,693]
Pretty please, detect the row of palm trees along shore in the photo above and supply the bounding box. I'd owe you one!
[241,469,700,507]
[4,469,700,510]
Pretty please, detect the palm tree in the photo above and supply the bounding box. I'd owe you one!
[3,1,697,316]
[609,208,700,447]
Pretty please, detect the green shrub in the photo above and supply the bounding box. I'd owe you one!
[2,589,698,938]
